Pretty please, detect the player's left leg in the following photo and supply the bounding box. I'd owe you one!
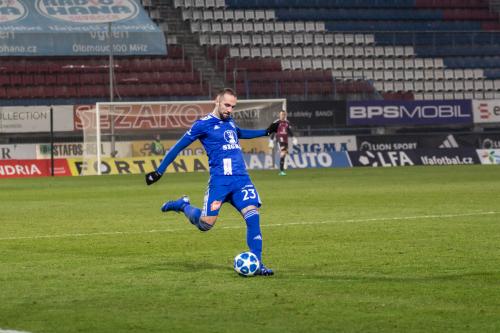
[279,143,288,176]
[232,181,274,276]
[240,205,274,276]
[240,205,263,262]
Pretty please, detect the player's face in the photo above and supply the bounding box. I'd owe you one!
[279,111,286,121]
[216,93,237,120]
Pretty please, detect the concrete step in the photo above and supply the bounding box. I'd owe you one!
[154,1,227,90]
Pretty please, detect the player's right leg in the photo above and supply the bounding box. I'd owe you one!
[161,195,190,213]
[161,195,213,231]
[160,184,227,232]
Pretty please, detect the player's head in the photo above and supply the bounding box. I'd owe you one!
[214,88,237,121]
[279,110,287,121]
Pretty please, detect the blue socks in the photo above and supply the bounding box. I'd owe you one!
[182,205,214,232]
[182,205,263,261]
[183,204,201,225]
[243,209,263,262]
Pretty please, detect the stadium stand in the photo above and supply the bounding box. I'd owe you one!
[0,45,209,104]
[1,0,500,103]
[173,0,500,100]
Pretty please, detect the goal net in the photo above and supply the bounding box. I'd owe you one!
[76,99,286,176]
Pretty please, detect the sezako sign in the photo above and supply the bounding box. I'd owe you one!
[347,100,473,126]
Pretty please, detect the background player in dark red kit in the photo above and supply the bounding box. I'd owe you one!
[269,110,297,176]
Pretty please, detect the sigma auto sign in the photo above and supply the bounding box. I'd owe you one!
[291,136,357,153]
[347,100,473,126]
[36,0,139,23]
[472,100,500,124]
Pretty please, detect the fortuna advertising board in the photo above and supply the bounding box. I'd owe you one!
[0,0,166,56]
[347,100,473,126]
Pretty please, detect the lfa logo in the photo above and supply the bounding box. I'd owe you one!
[358,151,414,167]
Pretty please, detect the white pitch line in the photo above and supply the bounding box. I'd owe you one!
[0,329,33,333]
[0,211,497,242]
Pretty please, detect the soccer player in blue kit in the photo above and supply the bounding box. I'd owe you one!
[145,88,279,276]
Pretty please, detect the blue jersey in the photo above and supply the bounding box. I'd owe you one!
[156,114,267,180]
[186,114,247,177]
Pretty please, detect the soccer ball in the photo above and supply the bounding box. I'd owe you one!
[233,251,260,276]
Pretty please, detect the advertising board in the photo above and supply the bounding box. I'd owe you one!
[347,100,473,126]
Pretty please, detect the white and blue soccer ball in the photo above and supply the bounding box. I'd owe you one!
[233,251,260,276]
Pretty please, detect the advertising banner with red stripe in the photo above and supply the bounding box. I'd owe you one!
[0,159,71,178]
[472,100,500,124]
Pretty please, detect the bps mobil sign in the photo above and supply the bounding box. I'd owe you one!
[347,100,473,126]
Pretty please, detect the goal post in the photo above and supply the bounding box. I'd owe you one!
[76,99,286,176]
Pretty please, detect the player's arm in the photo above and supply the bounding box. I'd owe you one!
[287,121,294,137]
[145,123,202,185]
[145,134,195,185]
[236,128,267,139]
[236,120,279,139]
[287,122,298,145]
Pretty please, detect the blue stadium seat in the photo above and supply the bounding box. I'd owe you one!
[417,45,500,57]
[326,21,482,32]
[226,0,415,8]
[275,9,442,21]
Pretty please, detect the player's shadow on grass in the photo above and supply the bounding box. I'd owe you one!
[131,260,228,273]
[284,270,497,282]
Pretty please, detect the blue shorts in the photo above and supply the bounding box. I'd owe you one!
[202,175,262,217]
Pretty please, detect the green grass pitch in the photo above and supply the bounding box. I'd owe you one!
[1,165,500,333]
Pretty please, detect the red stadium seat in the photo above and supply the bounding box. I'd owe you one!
[9,74,22,86]
[0,74,9,86]
[159,84,173,96]
[31,86,46,99]
[20,74,33,86]
[44,73,57,86]
[56,73,70,85]
[42,86,55,99]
